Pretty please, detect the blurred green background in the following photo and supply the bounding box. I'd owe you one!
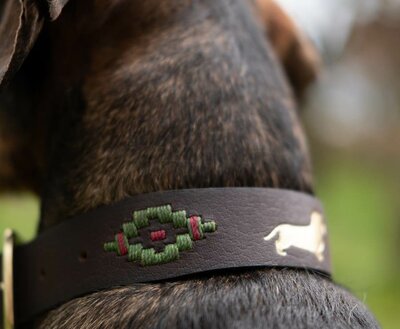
[279,0,400,325]
[1,0,399,328]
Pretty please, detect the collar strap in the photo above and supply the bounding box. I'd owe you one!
[1,188,331,326]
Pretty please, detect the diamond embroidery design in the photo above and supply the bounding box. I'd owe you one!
[104,205,217,266]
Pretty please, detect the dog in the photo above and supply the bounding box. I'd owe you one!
[0,0,378,328]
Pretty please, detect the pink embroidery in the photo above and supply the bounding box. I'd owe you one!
[150,230,166,241]
[117,232,128,255]
[190,216,201,240]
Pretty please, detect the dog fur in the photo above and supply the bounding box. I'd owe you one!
[0,0,378,328]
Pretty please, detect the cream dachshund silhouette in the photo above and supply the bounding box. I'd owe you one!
[264,212,327,261]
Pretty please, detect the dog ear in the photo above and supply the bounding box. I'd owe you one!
[0,0,70,89]
[254,0,320,99]
[48,0,71,20]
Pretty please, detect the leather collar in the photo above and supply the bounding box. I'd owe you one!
[0,188,331,327]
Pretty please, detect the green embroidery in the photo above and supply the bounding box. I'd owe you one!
[128,243,143,262]
[176,233,193,251]
[104,205,217,266]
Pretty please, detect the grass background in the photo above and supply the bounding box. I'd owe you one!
[0,156,398,327]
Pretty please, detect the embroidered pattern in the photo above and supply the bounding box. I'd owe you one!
[104,205,217,266]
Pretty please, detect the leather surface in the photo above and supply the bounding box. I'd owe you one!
[1,188,331,326]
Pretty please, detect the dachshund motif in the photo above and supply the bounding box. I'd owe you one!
[264,211,326,261]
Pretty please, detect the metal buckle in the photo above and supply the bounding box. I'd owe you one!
[1,229,14,329]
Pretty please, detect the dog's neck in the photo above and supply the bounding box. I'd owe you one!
[26,0,312,230]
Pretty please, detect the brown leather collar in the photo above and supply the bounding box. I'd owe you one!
[0,188,331,327]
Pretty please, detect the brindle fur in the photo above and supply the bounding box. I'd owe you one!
[0,0,378,328]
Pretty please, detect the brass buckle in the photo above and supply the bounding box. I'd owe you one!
[1,229,14,329]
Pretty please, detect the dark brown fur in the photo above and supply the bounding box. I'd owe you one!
[0,0,378,328]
